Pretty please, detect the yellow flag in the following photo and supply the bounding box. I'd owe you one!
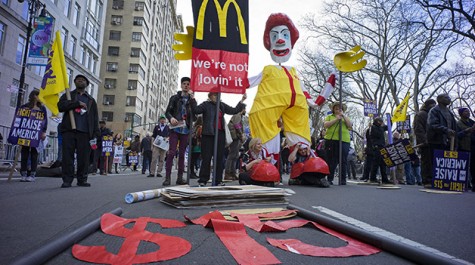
[38,31,68,116]
[392,92,410,122]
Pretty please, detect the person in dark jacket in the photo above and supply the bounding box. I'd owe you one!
[19,90,48,182]
[163,77,194,186]
[191,92,246,186]
[96,120,113,175]
[149,115,170,178]
[427,94,458,187]
[413,98,436,185]
[456,107,475,191]
[368,117,391,184]
[141,133,153,175]
[57,74,99,188]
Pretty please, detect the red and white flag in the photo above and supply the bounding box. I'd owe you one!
[315,72,337,106]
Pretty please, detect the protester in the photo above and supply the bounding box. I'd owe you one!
[361,125,373,182]
[389,131,405,185]
[347,146,357,180]
[164,77,194,186]
[112,133,124,173]
[323,102,352,185]
[315,129,326,159]
[368,117,391,184]
[191,92,246,187]
[97,121,113,175]
[19,90,47,182]
[280,137,291,174]
[224,109,246,181]
[190,116,203,179]
[411,151,423,186]
[427,94,458,187]
[238,137,278,187]
[413,98,436,185]
[149,115,170,178]
[288,142,330,187]
[57,74,99,188]
[141,133,153,175]
[127,135,141,171]
[456,107,475,191]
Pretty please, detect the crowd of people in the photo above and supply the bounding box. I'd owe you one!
[9,73,474,192]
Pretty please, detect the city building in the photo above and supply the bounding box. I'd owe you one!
[98,0,182,137]
[0,0,107,142]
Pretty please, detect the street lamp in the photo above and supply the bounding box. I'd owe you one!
[16,0,47,108]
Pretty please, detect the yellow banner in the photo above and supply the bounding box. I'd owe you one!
[38,31,68,116]
[391,93,410,122]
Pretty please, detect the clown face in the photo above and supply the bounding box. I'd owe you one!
[269,25,292,63]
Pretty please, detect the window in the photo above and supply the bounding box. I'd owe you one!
[16,36,26,65]
[138,65,145,79]
[136,98,143,111]
[2,0,9,6]
[106,62,118,72]
[127,80,138,90]
[64,0,71,17]
[129,64,139,74]
[67,68,73,87]
[126,96,136,107]
[67,35,76,58]
[135,2,145,11]
[109,30,121,40]
[102,111,114,122]
[103,95,115,105]
[21,2,29,20]
[112,0,124,9]
[61,27,68,52]
[133,17,143,26]
[130,48,140,57]
[72,3,81,26]
[132,32,142,42]
[104,78,117,89]
[108,46,119,56]
[111,15,122,25]
[140,50,147,64]
[0,21,5,55]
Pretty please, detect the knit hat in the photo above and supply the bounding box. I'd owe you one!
[458,107,469,116]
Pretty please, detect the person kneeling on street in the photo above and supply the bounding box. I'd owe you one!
[288,143,330,187]
[238,138,279,187]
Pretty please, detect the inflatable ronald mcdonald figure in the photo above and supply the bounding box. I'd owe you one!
[248,13,318,163]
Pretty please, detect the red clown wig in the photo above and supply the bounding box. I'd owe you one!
[263,13,300,51]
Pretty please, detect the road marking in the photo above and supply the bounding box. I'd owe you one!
[312,206,473,265]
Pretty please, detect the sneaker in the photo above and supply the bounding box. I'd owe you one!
[162,180,171,186]
[25,176,35,182]
[288,178,301,185]
[20,177,28,182]
[217,182,225,186]
[198,182,206,187]
[317,178,331,188]
[278,182,284,186]
[157,173,163,178]
[147,174,154,178]
[77,182,91,187]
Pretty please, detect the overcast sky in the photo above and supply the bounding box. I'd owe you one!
[176,1,325,106]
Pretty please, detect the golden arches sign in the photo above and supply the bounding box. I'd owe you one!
[196,0,248,44]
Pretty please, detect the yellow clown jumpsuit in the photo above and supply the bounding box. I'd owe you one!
[249,65,311,158]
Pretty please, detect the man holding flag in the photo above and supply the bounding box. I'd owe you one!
[58,74,99,188]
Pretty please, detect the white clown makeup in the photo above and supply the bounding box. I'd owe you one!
[269,25,292,63]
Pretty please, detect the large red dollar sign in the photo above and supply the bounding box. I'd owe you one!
[73,213,191,265]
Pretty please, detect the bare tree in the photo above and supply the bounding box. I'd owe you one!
[298,0,469,115]
[413,0,475,42]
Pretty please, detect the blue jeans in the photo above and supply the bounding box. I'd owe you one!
[411,165,422,184]
[404,162,414,184]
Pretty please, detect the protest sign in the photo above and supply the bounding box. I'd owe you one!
[364,99,377,117]
[432,150,469,192]
[102,135,113,156]
[380,139,418,167]
[396,116,411,133]
[129,151,139,165]
[7,106,47,148]
[113,145,124,164]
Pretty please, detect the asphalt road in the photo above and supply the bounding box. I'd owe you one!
[1,169,474,265]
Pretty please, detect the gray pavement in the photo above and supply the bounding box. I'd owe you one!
[1,168,473,265]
